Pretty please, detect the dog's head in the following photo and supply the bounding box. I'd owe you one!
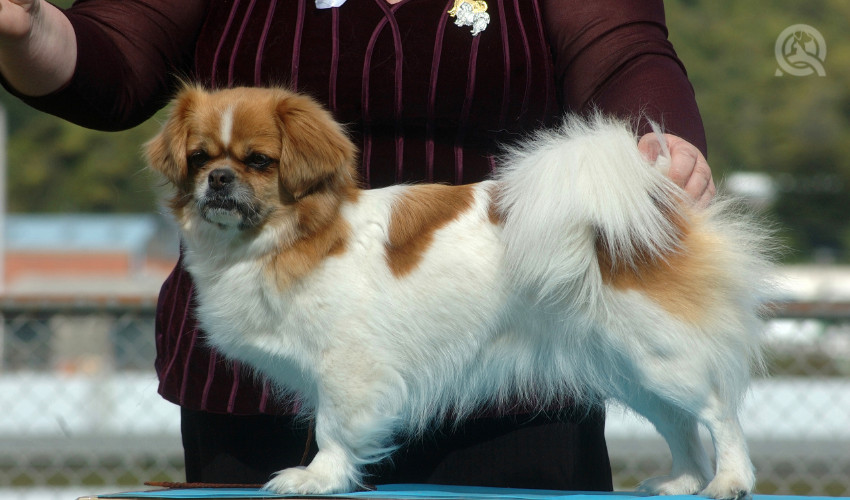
[146,85,357,237]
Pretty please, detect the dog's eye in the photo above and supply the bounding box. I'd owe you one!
[188,151,210,169]
[245,153,274,170]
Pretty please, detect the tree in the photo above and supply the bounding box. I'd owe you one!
[665,0,850,261]
[5,112,163,212]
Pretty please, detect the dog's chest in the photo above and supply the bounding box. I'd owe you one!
[189,258,329,357]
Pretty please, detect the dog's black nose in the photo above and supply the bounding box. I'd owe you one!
[208,168,235,190]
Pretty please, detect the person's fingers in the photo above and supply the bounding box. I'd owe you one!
[680,149,714,203]
[637,132,663,163]
[640,132,715,204]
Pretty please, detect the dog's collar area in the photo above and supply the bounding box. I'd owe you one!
[280,175,334,204]
[279,185,298,204]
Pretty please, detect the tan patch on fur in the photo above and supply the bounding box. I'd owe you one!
[597,209,720,323]
[268,216,350,289]
[386,184,476,277]
[259,181,355,291]
[486,183,504,226]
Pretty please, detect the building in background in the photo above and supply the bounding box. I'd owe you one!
[2,214,178,298]
[1,213,179,374]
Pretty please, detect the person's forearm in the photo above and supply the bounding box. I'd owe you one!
[591,55,707,157]
[0,0,76,96]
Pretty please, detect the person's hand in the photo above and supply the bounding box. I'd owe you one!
[638,133,715,207]
[0,0,40,42]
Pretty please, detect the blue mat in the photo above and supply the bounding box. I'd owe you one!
[91,484,841,500]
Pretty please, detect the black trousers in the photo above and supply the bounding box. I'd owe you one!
[181,407,613,491]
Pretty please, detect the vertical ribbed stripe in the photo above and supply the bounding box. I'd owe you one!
[496,0,510,130]
[425,2,454,181]
[179,331,199,405]
[530,0,554,119]
[329,7,340,113]
[487,149,497,173]
[200,351,217,409]
[254,0,279,85]
[228,6,254,82]
[383,2,405,183]
[454,36,481,184]
[491,0,511,174]
[162,282,194,394]
[391,18,404,183]
[157,265,183,384]
[227,362,241,413]
[290,0,307,90]
[512,0,532,121]
[259,381,270,413]
[228,0,258,86]
[210,0,242,86]
[361,8,389,187]
[362,0,407,185]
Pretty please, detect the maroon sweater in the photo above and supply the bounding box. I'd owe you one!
[9,0,705,414]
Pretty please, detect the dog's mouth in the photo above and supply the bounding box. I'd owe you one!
[203,196,239,212]
[198,192,265,230]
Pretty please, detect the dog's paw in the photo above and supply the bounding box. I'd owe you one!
[700,471,755,500]
[264,465,353,495]
[638,473,706,496]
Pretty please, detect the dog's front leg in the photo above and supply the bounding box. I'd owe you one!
[264,360,402,494]
[264,435,360,495]
[263,406,382,494]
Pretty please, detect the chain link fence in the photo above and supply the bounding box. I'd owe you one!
[0,297,183,497]
[1,297,849,497]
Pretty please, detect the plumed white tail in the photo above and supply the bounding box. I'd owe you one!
[494,114,681,302]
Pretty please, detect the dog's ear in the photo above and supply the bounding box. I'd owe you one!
[145,86,203,187]
[275,92,357,199]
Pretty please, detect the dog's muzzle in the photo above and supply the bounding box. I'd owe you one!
[198,168,263,229]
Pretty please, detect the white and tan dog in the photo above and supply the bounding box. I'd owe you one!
[146,85,772,499]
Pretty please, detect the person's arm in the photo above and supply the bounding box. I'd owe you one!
[0,0,207,131]
[543,0,715,204]
[0,0,76,96]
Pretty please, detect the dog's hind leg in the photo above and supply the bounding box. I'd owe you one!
[612,350,755,499]
[697,396,755,500]
[602,315,756,499]
[616,388,713,495]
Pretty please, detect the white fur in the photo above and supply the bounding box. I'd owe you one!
[175,115,771,499]
[219,105,235,147]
